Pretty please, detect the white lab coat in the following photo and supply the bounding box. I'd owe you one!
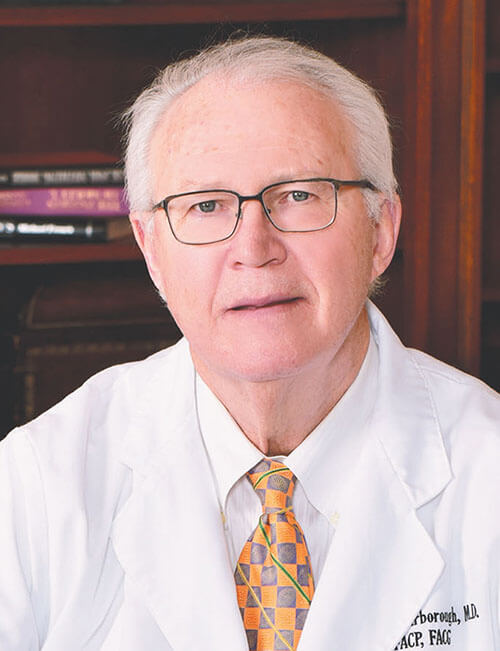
[0,303,499,650]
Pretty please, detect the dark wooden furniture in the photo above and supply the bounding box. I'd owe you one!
[0,0,497,437]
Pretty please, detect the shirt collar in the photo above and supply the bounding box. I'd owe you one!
[196,374,262,511]
[196,333,379,518]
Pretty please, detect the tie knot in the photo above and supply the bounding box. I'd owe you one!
[247,459,296,512]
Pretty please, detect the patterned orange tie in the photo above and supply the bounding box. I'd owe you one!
[235,459,315,651]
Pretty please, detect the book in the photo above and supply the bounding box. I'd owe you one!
[0,166,124,188]
[0,151,124,186]
[0,216,131,242]
[0,186,128,217]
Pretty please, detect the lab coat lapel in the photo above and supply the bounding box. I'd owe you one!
[299,304,453,650]
[299,436,445,650]
[111,340,247,651]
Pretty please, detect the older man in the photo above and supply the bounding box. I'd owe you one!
[1,37,499,651]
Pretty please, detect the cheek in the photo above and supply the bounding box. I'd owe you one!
[155,244,221,334]
[300,227,374,331]
[303,224,373,292]
[341,217,376,280]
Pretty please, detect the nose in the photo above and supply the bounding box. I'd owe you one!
[229,197,287,268]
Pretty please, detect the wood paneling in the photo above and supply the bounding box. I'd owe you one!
[483,75,500,291]
[458,0,485,374]
[402,0,433,350]
[481,0,500,387]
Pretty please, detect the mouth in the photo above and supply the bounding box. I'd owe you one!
[230,296,302,311]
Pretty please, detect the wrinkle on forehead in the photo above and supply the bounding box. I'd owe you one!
[159,76,348,139]
[150,75,355,195]
[168,139,319,157]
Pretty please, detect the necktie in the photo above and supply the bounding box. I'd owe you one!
[235,459,315,651]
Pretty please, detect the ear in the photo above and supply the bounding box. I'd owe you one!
[130,211,163,291]
[370,194,402,281]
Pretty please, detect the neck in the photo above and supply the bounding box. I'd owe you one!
[192,309,371,456]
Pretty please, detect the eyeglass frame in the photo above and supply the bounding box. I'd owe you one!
[151,177,378,246]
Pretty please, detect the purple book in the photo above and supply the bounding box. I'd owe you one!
[0,186,129,217]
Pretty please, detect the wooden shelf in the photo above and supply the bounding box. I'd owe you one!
[0,1,405,27]
[0,238,141,265]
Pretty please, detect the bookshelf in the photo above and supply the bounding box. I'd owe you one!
[0,4,407,266]
[0,0,497,437]
[0,239,141,266]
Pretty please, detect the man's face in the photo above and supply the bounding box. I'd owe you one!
[135,77,398,384]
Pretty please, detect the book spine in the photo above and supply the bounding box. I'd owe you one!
[0,187,128,217]
[0,167,124,187]
[0,218,108,242]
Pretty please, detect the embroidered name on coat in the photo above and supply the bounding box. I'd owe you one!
[394,603,480,649]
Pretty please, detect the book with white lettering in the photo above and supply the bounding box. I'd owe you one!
[0,151,123,188]
[0,166,124,188]
[0,216,131,242]
[0,186,128,217]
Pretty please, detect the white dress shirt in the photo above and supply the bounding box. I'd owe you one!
[195,334,379,585]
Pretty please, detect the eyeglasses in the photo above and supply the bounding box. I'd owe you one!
[151,177,377,245]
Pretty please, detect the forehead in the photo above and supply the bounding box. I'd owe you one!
[150,75,354,192]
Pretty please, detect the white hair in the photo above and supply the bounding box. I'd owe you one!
[121,35,398,219]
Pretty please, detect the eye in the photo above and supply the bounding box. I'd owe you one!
[196,200,217,213]
[291,190,310,202]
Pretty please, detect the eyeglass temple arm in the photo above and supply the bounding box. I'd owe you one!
[151,199,165,211]
[336,179,377,191]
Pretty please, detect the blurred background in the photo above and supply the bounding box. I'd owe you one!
[0,0,498,437]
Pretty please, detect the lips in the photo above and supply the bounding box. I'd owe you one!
[230,295,301,311]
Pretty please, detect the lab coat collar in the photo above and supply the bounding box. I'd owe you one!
[367,301,452,508]
[111,338,248,650]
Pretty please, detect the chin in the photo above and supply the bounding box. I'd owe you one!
[215,344,318,384]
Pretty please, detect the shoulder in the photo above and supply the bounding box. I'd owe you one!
[7,337,189,445]
[408,349,500,490]
[368,301,500,501]
[1,337,192,510]
[368,300,499,442]
[409,348,499,439]
[406,352,500,576]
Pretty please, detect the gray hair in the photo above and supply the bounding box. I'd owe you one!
[122,35,398,219]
